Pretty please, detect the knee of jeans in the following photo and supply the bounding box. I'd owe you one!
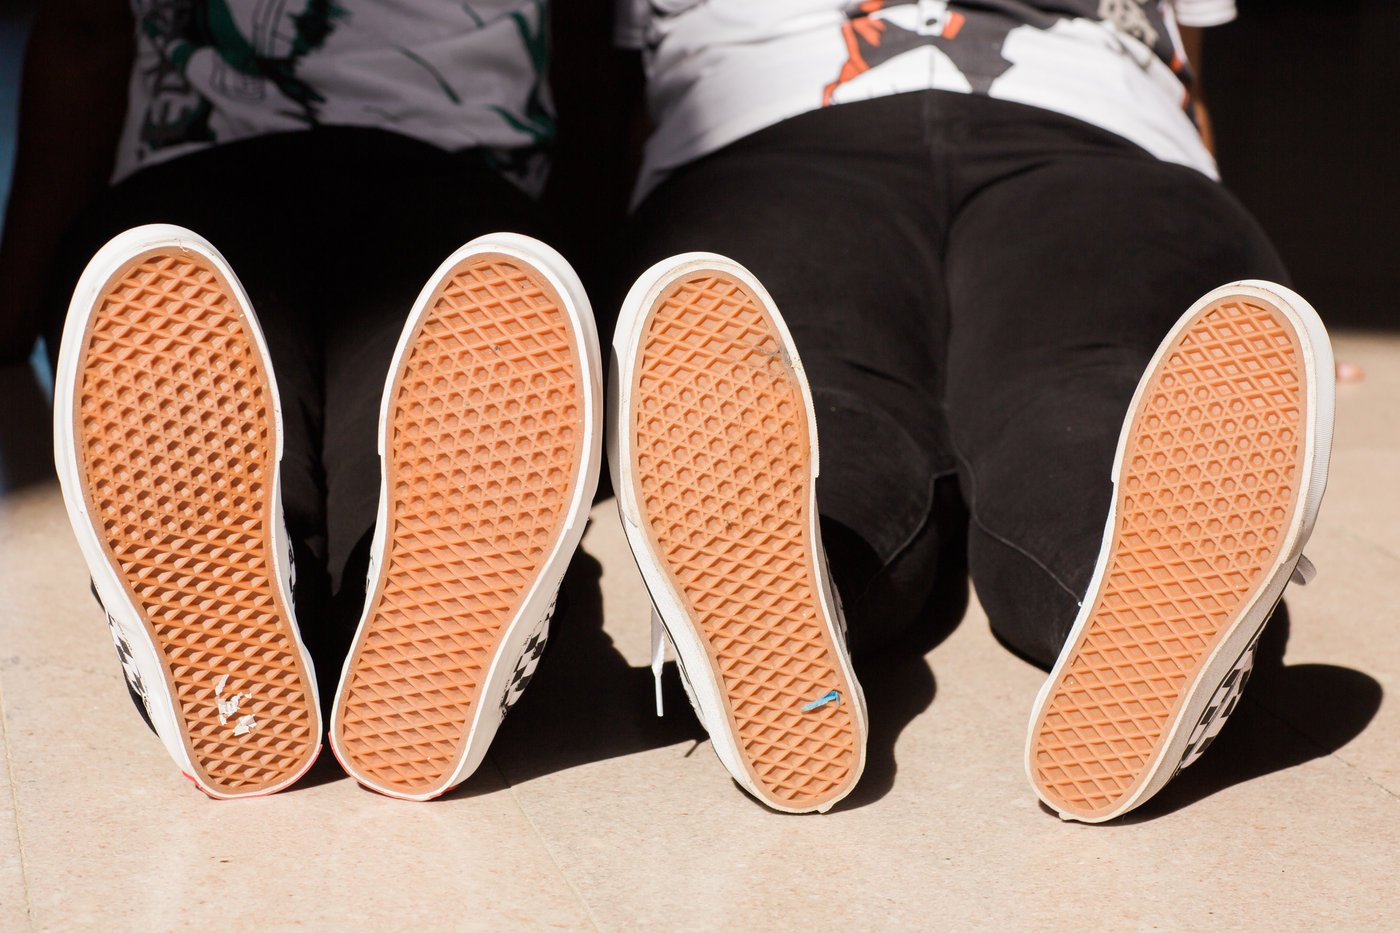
[811,387,944,569]
[831,477,970,659]
[810,388,964,654]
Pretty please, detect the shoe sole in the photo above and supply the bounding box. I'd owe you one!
[610,255,867,814]
[53,225,321,798]
[1026,281,1334,822]
[330,236,601,800]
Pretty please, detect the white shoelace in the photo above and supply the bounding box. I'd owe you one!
[650,607,666,717]
[1291,553,1317,586]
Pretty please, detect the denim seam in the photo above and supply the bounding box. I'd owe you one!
[949,443,1082,605]
[852,465,957,608]
[813,387,957,609]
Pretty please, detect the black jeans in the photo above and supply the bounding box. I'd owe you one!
[622,91,1288,667]
[44,127,544,687]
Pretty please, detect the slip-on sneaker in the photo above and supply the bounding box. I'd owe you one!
[609,253,868,814]
[1026,280,1334,822]
[54,224,322,798]
[330,234,602,800]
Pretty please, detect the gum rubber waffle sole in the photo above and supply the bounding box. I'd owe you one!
[69,248,319,796]
[626,269,864,812]
[333,253,587,799]
[1028,292,1313,821]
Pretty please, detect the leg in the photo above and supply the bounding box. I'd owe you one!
[623,96,959,657]
[943,140,1288,667]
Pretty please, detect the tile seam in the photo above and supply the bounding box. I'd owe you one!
[1331,525,1400,566]
[488,755,603,931]
[1252,697,1400,804]
[0,669,35,928]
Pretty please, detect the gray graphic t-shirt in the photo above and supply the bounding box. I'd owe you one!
[115,0,553,191]
[619,1,1236,199]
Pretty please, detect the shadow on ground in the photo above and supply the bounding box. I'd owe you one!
[289,544,699,797]
[483,546,708,786]
[836,563,970,810]
[469,541,967,812]
[1119,602,1383,823]
[306,516,972,809]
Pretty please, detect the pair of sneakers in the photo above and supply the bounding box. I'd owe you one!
[56,225,601,801]
[55,225,1334,821]
[612,258,1333,820]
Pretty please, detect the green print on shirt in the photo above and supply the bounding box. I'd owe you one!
[461,2,487,29]
[396,46,464,105]
[392,1,552,139]
[135,0,345,155]
[489,0,555,144]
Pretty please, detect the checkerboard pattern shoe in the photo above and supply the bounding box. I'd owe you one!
[54,225,321,798]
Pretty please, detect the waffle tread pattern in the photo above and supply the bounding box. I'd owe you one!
[75,251,318,795]
[631,272,859,809]
[335,256,583,796]
[1031,297,1306,818]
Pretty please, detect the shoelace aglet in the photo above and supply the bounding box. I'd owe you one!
[650,607,666,717]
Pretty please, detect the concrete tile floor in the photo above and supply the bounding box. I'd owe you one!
[1,332,1397,930]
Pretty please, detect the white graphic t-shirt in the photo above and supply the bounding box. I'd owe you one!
[618,1,1236,199]
[114,0,554,191]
